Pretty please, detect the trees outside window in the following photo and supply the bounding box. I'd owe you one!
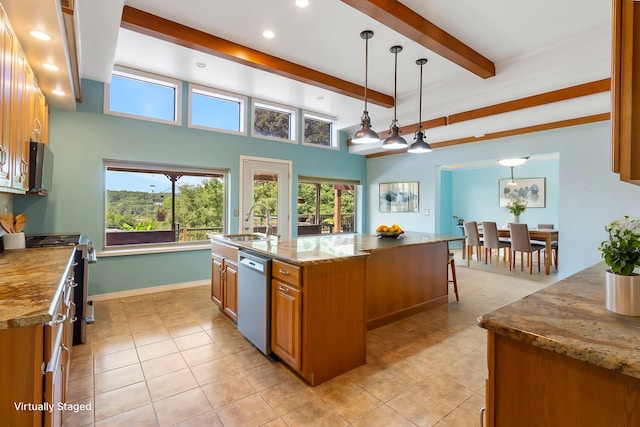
[303,112,337,149]
[297,181,356,233]
[105,162,227,247]
[251,100,296,142]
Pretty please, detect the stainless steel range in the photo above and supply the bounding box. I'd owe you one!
[25,233,97,345]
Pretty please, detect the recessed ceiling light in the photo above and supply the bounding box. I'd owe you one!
[195,62,206,68]
[316,96,324,101]
[263,30,275,39]
[30,30,51,41]
[43,63,59,71]
[52,89,65,96]
[295,0,309,7]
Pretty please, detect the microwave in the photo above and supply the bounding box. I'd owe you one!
[29,141,54,192]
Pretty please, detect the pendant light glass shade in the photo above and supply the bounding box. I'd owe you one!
[351,30,380,144]
[408,58,432,154]
[382,46,408,150]
[498,157,529,167]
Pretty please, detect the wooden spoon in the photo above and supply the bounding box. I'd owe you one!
[0,218,14,233]
[14,214,26,233]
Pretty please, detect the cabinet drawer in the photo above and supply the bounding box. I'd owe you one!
[272,260,301,286]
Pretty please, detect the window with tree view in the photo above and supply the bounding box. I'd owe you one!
[297,178,358,235]
[105,162,227,247]
[303,112,337,148]
[252,100,296,142]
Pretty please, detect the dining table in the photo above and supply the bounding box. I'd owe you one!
[464,227,559,275]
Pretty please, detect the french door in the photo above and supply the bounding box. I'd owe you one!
[240,156,291,239]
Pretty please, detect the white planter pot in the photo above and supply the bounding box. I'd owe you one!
[2,232,25,250]
[605,270,640,316]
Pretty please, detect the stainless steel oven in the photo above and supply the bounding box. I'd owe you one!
[25,233,96,344]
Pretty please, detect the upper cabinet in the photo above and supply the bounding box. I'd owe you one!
[0,5,50,194]
[0,14,13,189]
[611,0,640,185]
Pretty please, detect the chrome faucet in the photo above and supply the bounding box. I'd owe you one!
[244,204,273,236]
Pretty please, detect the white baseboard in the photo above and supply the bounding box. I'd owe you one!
[89,279,209,302]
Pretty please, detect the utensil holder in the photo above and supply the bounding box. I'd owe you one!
[2,232,25,250]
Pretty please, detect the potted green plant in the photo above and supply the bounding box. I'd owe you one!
[505,197,527,223]
[599,215,640,315]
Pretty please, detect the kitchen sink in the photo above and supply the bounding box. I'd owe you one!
[221,233,269,241]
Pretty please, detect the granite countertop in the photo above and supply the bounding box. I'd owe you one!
[478,262,640,379]
[0,247,76,329]
[211,232,464,265]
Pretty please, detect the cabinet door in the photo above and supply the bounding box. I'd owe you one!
[223,260,238,323]
[211,255,223,307]
[0,17,13,188]
[271,279,301,370]
[44,328,64,427]
[10,48,28,192]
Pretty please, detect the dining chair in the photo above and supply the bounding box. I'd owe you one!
[448,252,459,302]
[463,221,483,266]
[536,224,558,269]
[510,223,545,274]
[482,222,510,268]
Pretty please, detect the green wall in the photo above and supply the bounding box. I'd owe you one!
[15,79,367,296]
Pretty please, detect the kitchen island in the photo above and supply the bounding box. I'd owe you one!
[478,263,640,426]
[210,231,462,385]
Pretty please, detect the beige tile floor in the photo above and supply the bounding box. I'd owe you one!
[63,258,557,427]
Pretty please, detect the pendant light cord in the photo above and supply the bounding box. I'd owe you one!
[393,49,398,122]
[418,60,423,131]
[364,35,369,113]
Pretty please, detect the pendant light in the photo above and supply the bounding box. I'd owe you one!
[407,58,432,154]
[351,30,380,144]
[381,46,408,150]
[497,157,529,186]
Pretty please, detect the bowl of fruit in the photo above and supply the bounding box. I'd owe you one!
[376,223,404,238]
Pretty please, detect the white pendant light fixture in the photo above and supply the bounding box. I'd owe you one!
[407,58,432,154]
[381,45,408,150]
[497,157,529,185]
[351,30,380,144]
[497,157,529,167]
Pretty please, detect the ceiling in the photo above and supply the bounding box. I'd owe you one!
[3,0,612,155]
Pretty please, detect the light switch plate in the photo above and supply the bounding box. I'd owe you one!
[423,209,430,216]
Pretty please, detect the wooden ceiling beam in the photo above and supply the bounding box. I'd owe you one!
[373,79,611,136]
[120,6,394,108]
[341,0,495,79]
[448,79,611,124]
[365,113,610,158]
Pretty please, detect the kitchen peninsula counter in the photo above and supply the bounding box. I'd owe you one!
[478,263,640,426]
[0,247,75,329]
[212,232,464,329]
[211,231,462,265]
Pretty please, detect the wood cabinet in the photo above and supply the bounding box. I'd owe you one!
[43,274,74,427]
[271,260,302,370]
[0,4,49,194]
[211,241,239,323]
[0,250,75,427]
[211,254,223,307]
[222,259,238,321]
[485,331,640,426]
[0,14,13,188]
[611,0,640,185]
[271,257,366,386]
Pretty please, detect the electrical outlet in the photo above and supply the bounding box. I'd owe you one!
[423,209,430,216]
[233,209,239,217]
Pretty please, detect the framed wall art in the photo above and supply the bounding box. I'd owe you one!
[499,177,546,208]
[379,182,419,212]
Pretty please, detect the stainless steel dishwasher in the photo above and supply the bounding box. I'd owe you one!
[237,250,272,355]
